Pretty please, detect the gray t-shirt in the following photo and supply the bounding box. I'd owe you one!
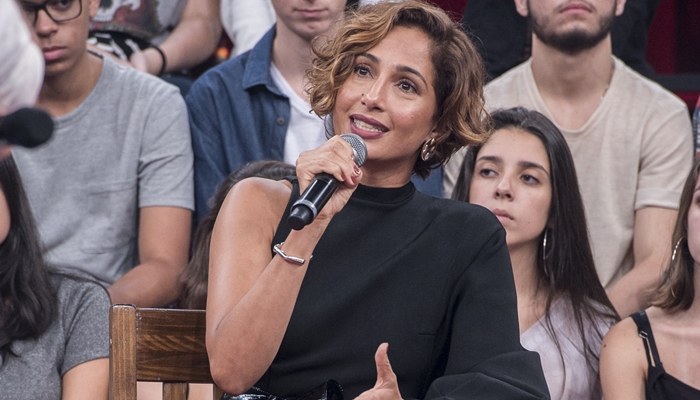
[0,271,110,399]
[13,56,194,285]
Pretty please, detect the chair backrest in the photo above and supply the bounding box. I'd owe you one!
[110,304,224,400]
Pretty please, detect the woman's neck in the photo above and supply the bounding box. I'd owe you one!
[510,241,549,333]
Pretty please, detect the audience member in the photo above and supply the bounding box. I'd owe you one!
[186,0,349,221]
[446,0,694,317]
[462,0,662,80]
[88,0,221,78]
[0,156,110,400]
[14,0,194,308]
[455,107,619,399]
[207,2,549,398]
[600,157,700,399]
[180,160,296,310]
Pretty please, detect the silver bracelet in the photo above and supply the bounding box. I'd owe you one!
[273,242,310,265]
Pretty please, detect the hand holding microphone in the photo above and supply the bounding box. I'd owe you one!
[288,133,367,230]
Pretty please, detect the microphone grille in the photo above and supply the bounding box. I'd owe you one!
[340,133,367,167]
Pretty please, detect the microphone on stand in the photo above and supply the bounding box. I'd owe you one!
[0,107,54,148]
[288,133,367,230]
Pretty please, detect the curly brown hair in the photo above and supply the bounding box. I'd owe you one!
[307,0,489,178]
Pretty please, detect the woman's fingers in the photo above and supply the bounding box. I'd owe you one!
[296,136,359,192]
[373,343,397,389]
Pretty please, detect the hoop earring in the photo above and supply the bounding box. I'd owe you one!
[671,238,683,264]
[323,113,335,140]
[421,138,437,161]
[542,229,551,279]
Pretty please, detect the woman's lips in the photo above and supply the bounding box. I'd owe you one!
[42,47,65,62]
[349,115,388,139]
[492,209,513,223]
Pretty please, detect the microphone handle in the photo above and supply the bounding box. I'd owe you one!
[288,173,339,231]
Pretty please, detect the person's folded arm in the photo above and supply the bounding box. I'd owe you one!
[108,206,191,307]
[608,206,676,317]
[132,0,222,74]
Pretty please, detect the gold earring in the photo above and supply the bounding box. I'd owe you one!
[421,138,437,161]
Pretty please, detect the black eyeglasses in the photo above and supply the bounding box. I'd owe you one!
[19,0,83,25]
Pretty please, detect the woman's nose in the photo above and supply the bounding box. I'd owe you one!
[495,177,513,199]
[361,81,385,111]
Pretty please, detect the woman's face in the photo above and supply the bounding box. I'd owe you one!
[468,128,552,249]
[686,175,700,266]
[333,26,438,177]
[0,188,9,243]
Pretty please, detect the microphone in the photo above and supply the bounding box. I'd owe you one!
[288,133,367,230]
[0,107,54,148]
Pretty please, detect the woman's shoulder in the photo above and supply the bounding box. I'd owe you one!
[49,269,111,317]
[600,314,646,368]
[416,193,504,233]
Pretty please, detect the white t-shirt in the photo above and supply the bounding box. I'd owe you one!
[521,298,612,400]
[270,63,327,165]
[445,57,693,287]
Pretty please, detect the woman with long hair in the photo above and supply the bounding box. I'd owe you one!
[0,156,110,399]
[454,107,619,399]
[205,2,549,399]
[600,158,700,399]
[180,160,296,310]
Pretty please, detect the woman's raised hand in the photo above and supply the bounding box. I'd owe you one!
[354,343,402,400]
[295,135,363,223]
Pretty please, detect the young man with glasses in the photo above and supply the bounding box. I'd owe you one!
[13,0,195,308]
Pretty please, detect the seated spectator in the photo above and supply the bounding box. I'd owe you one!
[14,0,194,308]
[0,156,110,400]
[446,0,693,318]
[462,0,663,80]
[88,0,221,81]
[600,157,700,399]
[455,107,619,399]
[186,0,348,222]
[180,160,296,310]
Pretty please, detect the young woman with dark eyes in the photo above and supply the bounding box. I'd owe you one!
[600,158,700,399]
[0,156,110,400]
[454,107,619,399]
[205,2,549,400]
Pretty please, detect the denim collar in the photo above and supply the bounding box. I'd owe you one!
[242,25,283,96]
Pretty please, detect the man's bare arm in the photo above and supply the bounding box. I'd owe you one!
[108,206,191,307]
[608,206,675,317]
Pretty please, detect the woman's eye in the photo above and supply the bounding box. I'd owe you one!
[521,174,539,184]
[398,79,416,93]
[353,65,370,76]
[478,168,495,177]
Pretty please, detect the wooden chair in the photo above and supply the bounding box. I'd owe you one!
[109,304,225,400]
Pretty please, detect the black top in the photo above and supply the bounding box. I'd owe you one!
[630,311,700,399]
[254,180,549,400]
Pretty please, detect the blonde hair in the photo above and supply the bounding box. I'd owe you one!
[307,0,489,178]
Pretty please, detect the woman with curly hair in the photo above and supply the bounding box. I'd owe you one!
[206,2,549,399]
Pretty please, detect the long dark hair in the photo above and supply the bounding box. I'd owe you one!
[454,107,619,389]
[651,157,699,311]
[180,160,296,309]
[0,156,56,359]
